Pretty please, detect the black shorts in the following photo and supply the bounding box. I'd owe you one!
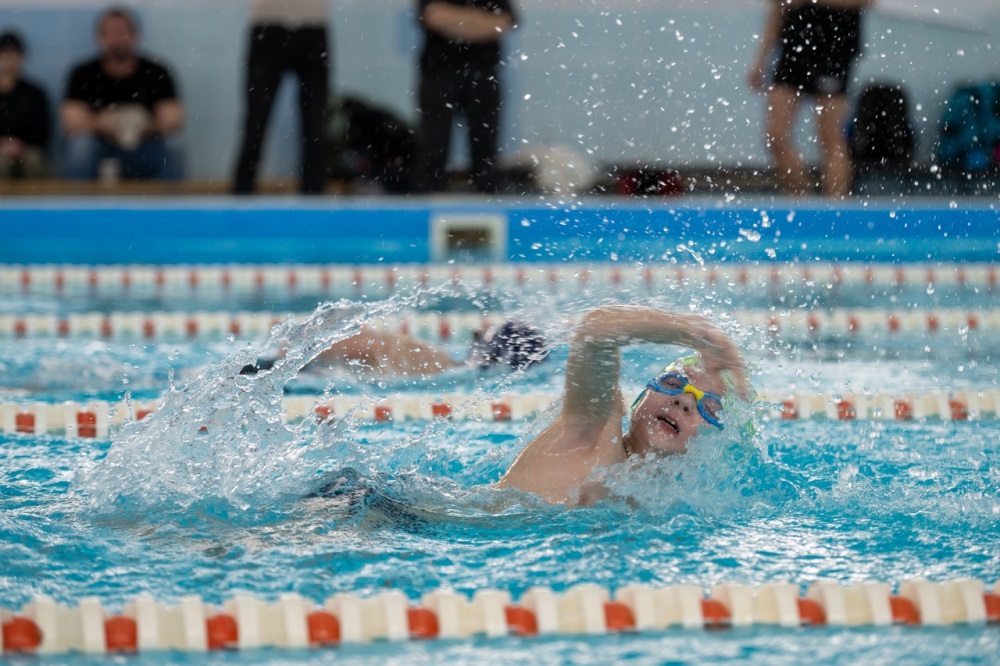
[773,6,861,96]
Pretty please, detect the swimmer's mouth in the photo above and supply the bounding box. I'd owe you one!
[657,415,680,434]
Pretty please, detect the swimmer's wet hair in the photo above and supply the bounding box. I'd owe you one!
[472,321,549,371]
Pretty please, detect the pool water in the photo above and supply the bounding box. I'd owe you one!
[1,266,999,664]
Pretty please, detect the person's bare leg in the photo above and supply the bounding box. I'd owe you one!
[765,85,809,195]
[815,94,852,197]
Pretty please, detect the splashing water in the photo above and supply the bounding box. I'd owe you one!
[73,288,798,530]
[600,392,797,518]
[75,299,385,523]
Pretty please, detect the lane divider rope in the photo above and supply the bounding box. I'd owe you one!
[0,309,995,342]
[2,390,998,439]
[1,262,995,298]
[2,579,998,654]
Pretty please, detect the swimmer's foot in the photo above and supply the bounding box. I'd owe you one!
[238,356,277,376]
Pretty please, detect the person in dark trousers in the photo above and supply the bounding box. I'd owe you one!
[0,31,50,179]
[410,0,517,194]
[60,6,184,180]
[748,0,873,197]
[232,0,330,195]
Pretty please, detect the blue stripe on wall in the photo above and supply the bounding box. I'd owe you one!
[1,198,996,265]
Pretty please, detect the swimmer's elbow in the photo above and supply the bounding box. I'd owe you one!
[576,306,622,341]
[575,305,655,346]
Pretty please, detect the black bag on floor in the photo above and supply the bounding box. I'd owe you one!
[849,83,915,170]
[327,95,414,193]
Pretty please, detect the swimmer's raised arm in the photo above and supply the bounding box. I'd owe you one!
[562,306,745,424]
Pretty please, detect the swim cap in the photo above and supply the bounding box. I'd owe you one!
[664,355,701,374]
[470,321,549,370]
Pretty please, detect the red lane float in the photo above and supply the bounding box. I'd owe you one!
[700,599,732,628]
[603,602,636,632]
[505,606,539,636]
[796,599,827,626]
[104,616,137,652]
[205,614,238,650]
[2,616,42,653]
[406,608,439,639]
[307,610,340,646]
[889,597,921,625]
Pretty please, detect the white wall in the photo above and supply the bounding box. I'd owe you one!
[1,0,997,179]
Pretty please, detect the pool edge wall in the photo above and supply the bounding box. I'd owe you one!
[1,197,997,265]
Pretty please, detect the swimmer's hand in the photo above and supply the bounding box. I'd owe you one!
[664,312,748,397]
[573,306,748,399]
[697,323,749,399]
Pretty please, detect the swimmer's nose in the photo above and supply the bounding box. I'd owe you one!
[672,393,697,414]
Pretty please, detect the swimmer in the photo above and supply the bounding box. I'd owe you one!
[497,305,746,506]
[240,319,548,377]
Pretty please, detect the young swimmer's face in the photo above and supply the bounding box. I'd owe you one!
[627,366,726,456]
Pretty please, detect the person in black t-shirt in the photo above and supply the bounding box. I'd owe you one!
[0,31,51,179]
[60,6,184,180]
[410,0,517,194]
[749,0,873,197]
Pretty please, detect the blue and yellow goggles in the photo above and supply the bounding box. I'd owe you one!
[641,372,725,430]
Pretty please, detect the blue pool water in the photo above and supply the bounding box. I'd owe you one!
[3,388,999,663]
[1,201,999,664]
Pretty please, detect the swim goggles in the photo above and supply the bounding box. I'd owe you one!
[644,372,725,430]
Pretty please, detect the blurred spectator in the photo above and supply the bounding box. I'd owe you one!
[410,0,517,194]
[232,0,330,195]
[60,6,183,180]
[749,0,873,197]
[0,31,51,179]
